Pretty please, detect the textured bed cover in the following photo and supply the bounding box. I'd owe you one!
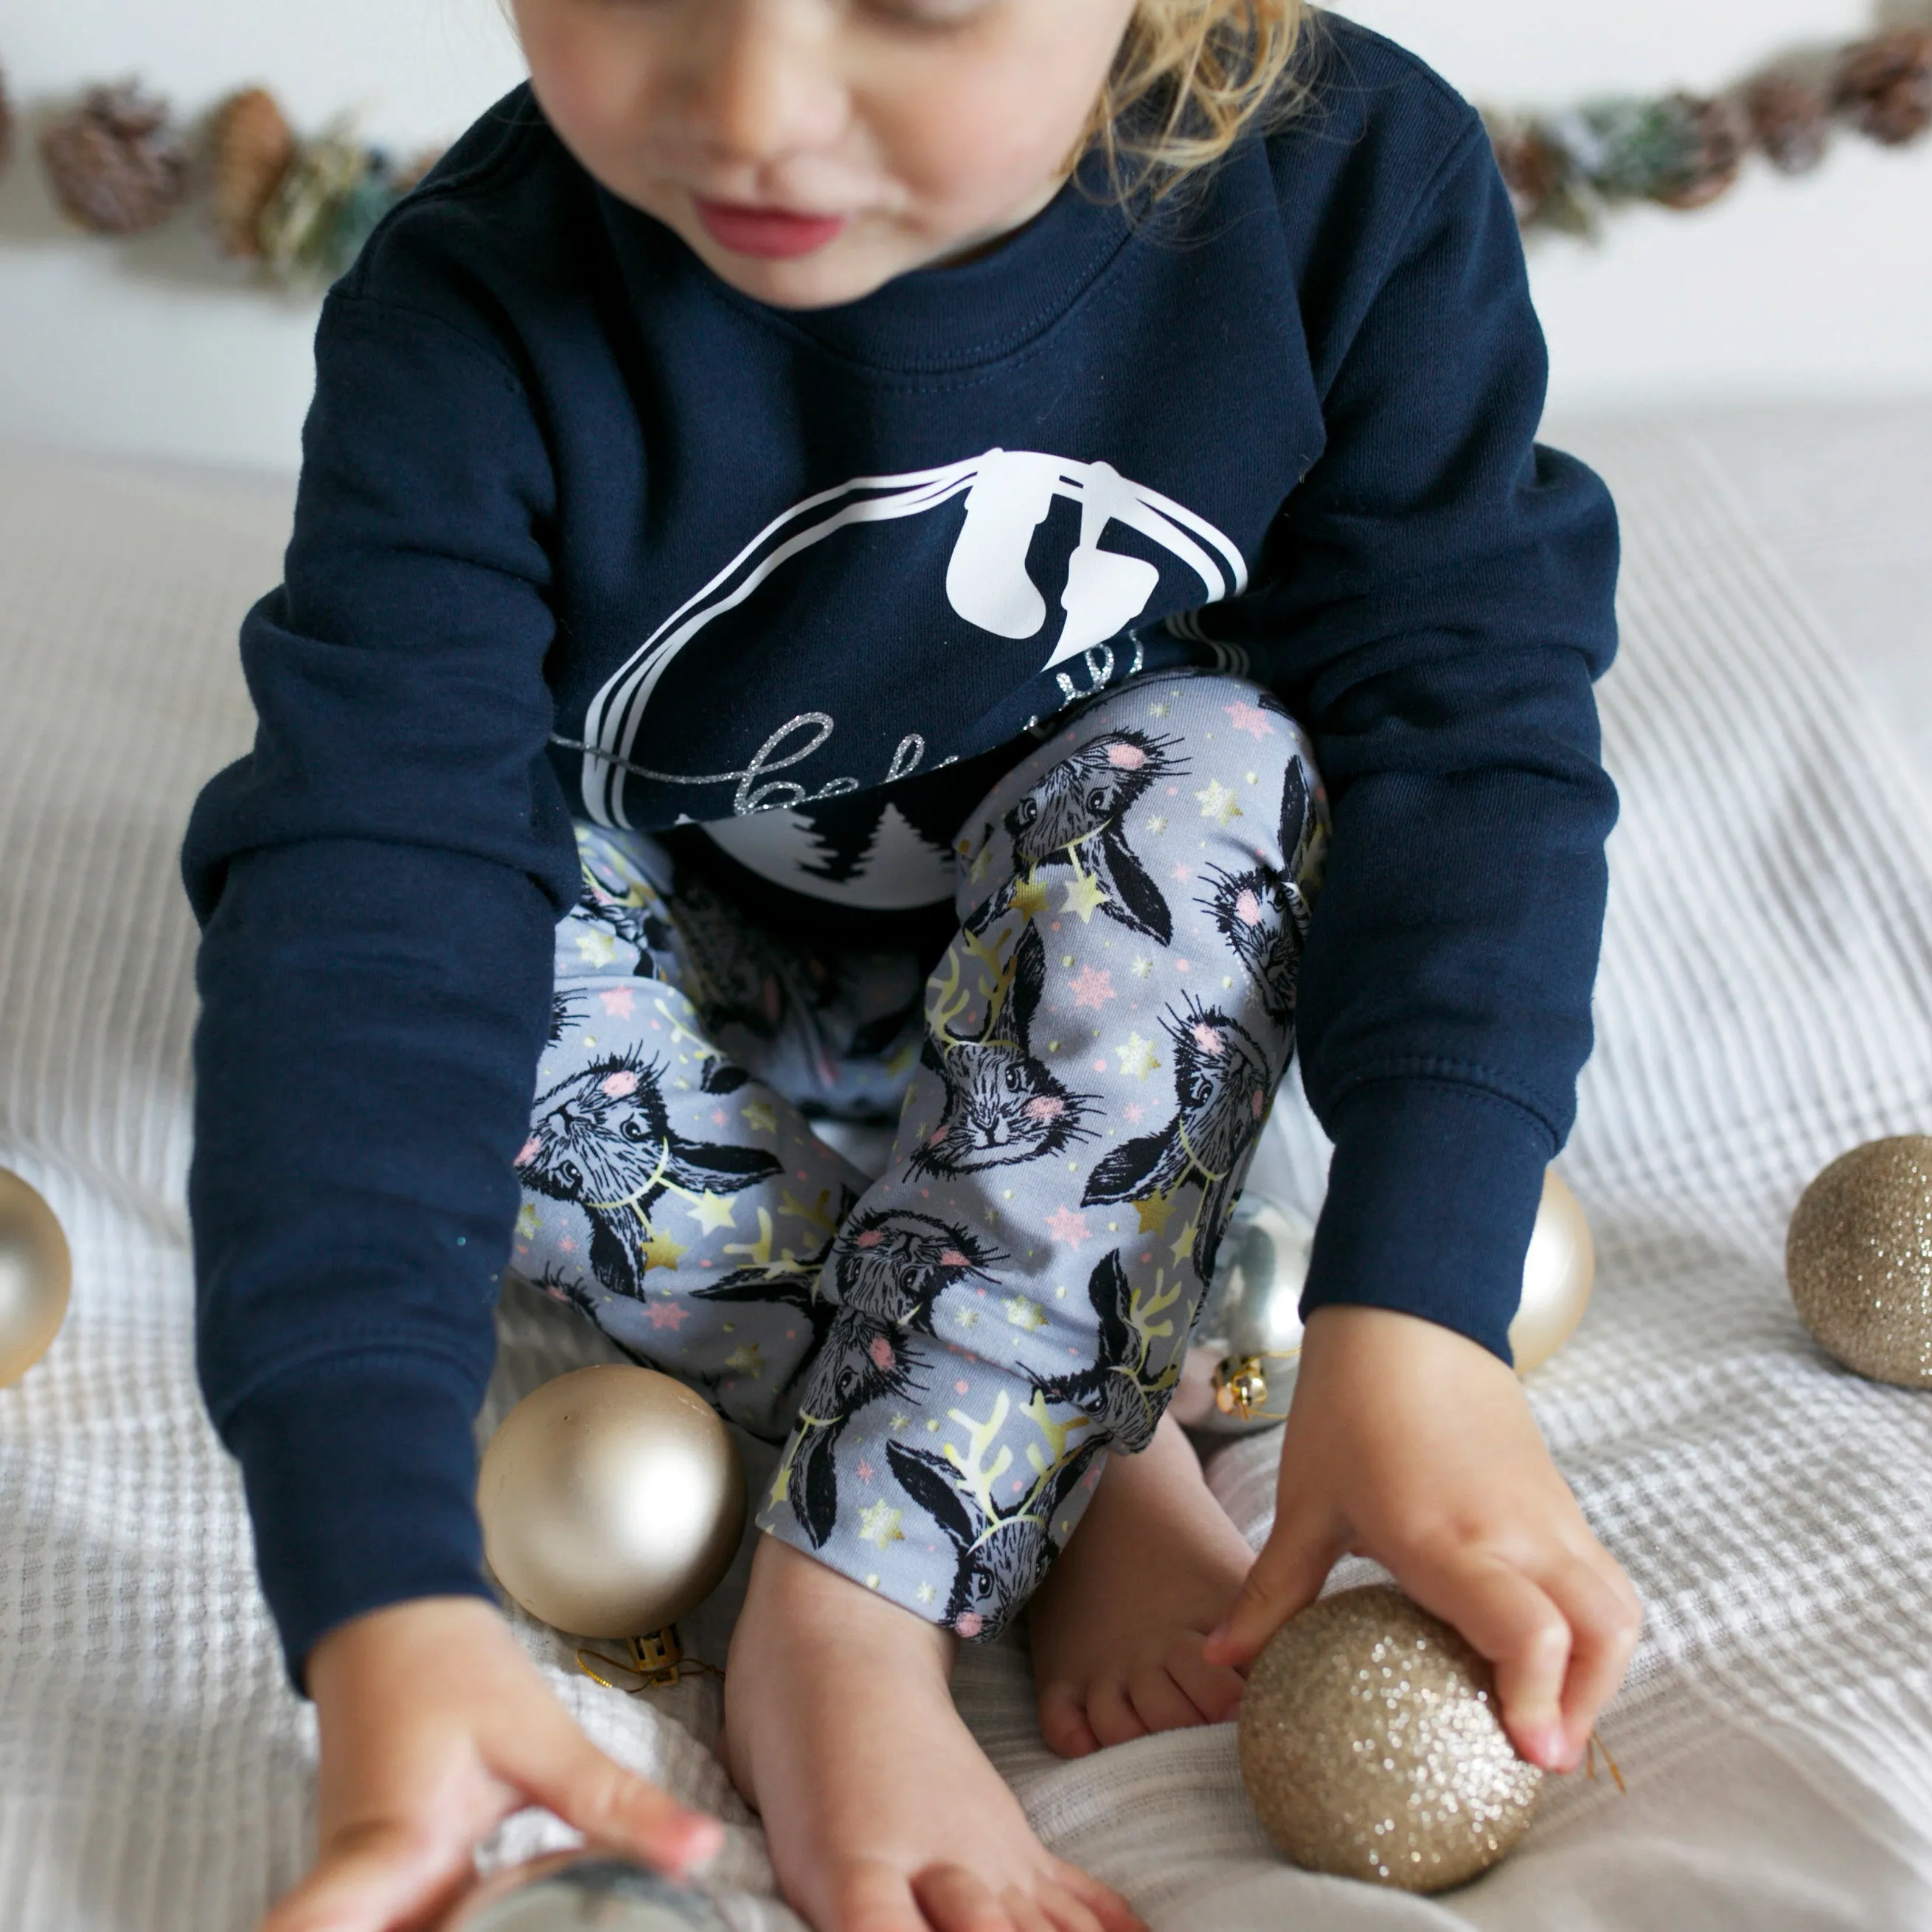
[1,405,1930,1929]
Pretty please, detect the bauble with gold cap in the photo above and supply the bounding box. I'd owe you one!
[478,1364,746,1641]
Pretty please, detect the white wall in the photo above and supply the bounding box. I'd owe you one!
[1,0,1928,471]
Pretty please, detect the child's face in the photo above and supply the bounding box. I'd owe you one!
[510,0,1137,308]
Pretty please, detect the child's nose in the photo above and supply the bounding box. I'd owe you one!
[684,0,849,165]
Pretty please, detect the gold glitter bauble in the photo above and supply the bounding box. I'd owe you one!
[0,1169,72,1389]
[1787,1135,1932,1389]
[479,1365,745,1639]
[1509,1170,1595,1375]
[1237,1585,1543,1892]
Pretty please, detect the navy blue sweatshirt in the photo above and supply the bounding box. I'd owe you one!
[181,15,1619,1680]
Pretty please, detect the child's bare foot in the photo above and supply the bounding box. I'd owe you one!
[1026,1414,1254,1758]
[722,1535,1144,1932]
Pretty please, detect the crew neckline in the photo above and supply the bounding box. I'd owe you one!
[620,156,1150,378]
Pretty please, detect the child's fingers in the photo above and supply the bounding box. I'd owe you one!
[259,1818,464,1932]
[1201,1512,1339,1667]
[1400,1551,1574,1771]
[505,1714,724,1876]
[1537,1545,1643,1763]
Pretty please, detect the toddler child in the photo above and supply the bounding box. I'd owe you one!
[181,4,1642,1930]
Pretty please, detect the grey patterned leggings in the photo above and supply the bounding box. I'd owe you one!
[512,671,1327,1638]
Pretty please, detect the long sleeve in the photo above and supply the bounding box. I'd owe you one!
[1238,114,1621,1361]
[181,285,581,1681]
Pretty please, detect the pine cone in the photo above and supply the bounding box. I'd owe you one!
[1743,72,1832,175]
[1650,92,1748,209]
[211,87,295,257]
[1834,28,1932,147]
[1485,113,1559,224]
[39,83,187,235]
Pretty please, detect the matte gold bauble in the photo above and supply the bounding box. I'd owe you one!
[0,1169,72,1389]
[1787,1135,1932,1389]
[1237,1584,1543,1892]
[1509,1170,1595,1375]
[478,1365,746,1639]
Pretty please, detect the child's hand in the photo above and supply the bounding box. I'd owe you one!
[1203,1305,1641,1774]
[263,1596,723,1932]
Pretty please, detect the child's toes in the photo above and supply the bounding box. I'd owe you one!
[1127,1665,1204,1735]
[1036,1678,1101,1758]
[1166,1641,1247,1724]
[1084,1679,1150,1748]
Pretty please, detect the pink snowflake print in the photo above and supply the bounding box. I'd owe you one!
[955,1378,970,1394]
[1125,1102,1144,1123]
[1235,888,1264,927]
[1171,864,1192,883]
[559,1237,577,1255]
[1067,965,1115,1010]
[855,1460,876,1482]
[1192,1021,1227,1057]
[1046,1206,1091,1248]
[645,1302,688,1331]
[601,1069,639,1099]
[1224,701,1276,740]
[1107,742,1147,770]
[598,987,636,1019]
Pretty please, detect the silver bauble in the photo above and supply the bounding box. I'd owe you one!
[1509,1169,1595,1375]
[1173,1195,1312,1434]
[478,1365,746,1639]
[439,1854,726,1932]
[0,1168,72,1389]
[1176,1170,1596,1430]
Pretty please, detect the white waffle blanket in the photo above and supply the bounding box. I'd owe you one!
[2,419,1930,1930]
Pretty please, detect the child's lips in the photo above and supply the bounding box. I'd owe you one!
[692,195,849,259]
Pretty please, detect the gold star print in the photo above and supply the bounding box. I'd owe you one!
[515,1203,539,1238]
[1146,814,1169,834]
[859,1499,905,1549]
[1134,1191,1178,1236]
[1011,870,1050,918]
[573,929,619,967]
[1062,870,1109,923]
[1195,779,1244,827]
[723,1341,765,1377]
[1116,1031,1161,1079]
[1171,1217,1199,1263]
[642,1227,689,1272]
[685,1191,739,1234]
[741,1099,777,1135]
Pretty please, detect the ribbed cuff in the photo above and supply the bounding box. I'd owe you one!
[223,1358,495,1692]
[1300,1078,1555,1363]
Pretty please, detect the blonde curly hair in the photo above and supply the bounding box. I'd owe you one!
[1083,0,1314,200]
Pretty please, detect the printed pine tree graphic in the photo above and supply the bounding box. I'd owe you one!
[835,803,956,907]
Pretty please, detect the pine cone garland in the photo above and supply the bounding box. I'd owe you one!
[40,83,187,235]
[1485,112,1557,223]
[1650,91,1749,209]
[211,86,294,257]
[1835,29,1932,146]
[1743,72,1832,175]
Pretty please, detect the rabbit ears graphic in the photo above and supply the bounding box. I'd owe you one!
[575,448,1247,824]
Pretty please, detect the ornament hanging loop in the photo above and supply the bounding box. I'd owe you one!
[1212,1349,1298,1424]
[576,1625,719,1694]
